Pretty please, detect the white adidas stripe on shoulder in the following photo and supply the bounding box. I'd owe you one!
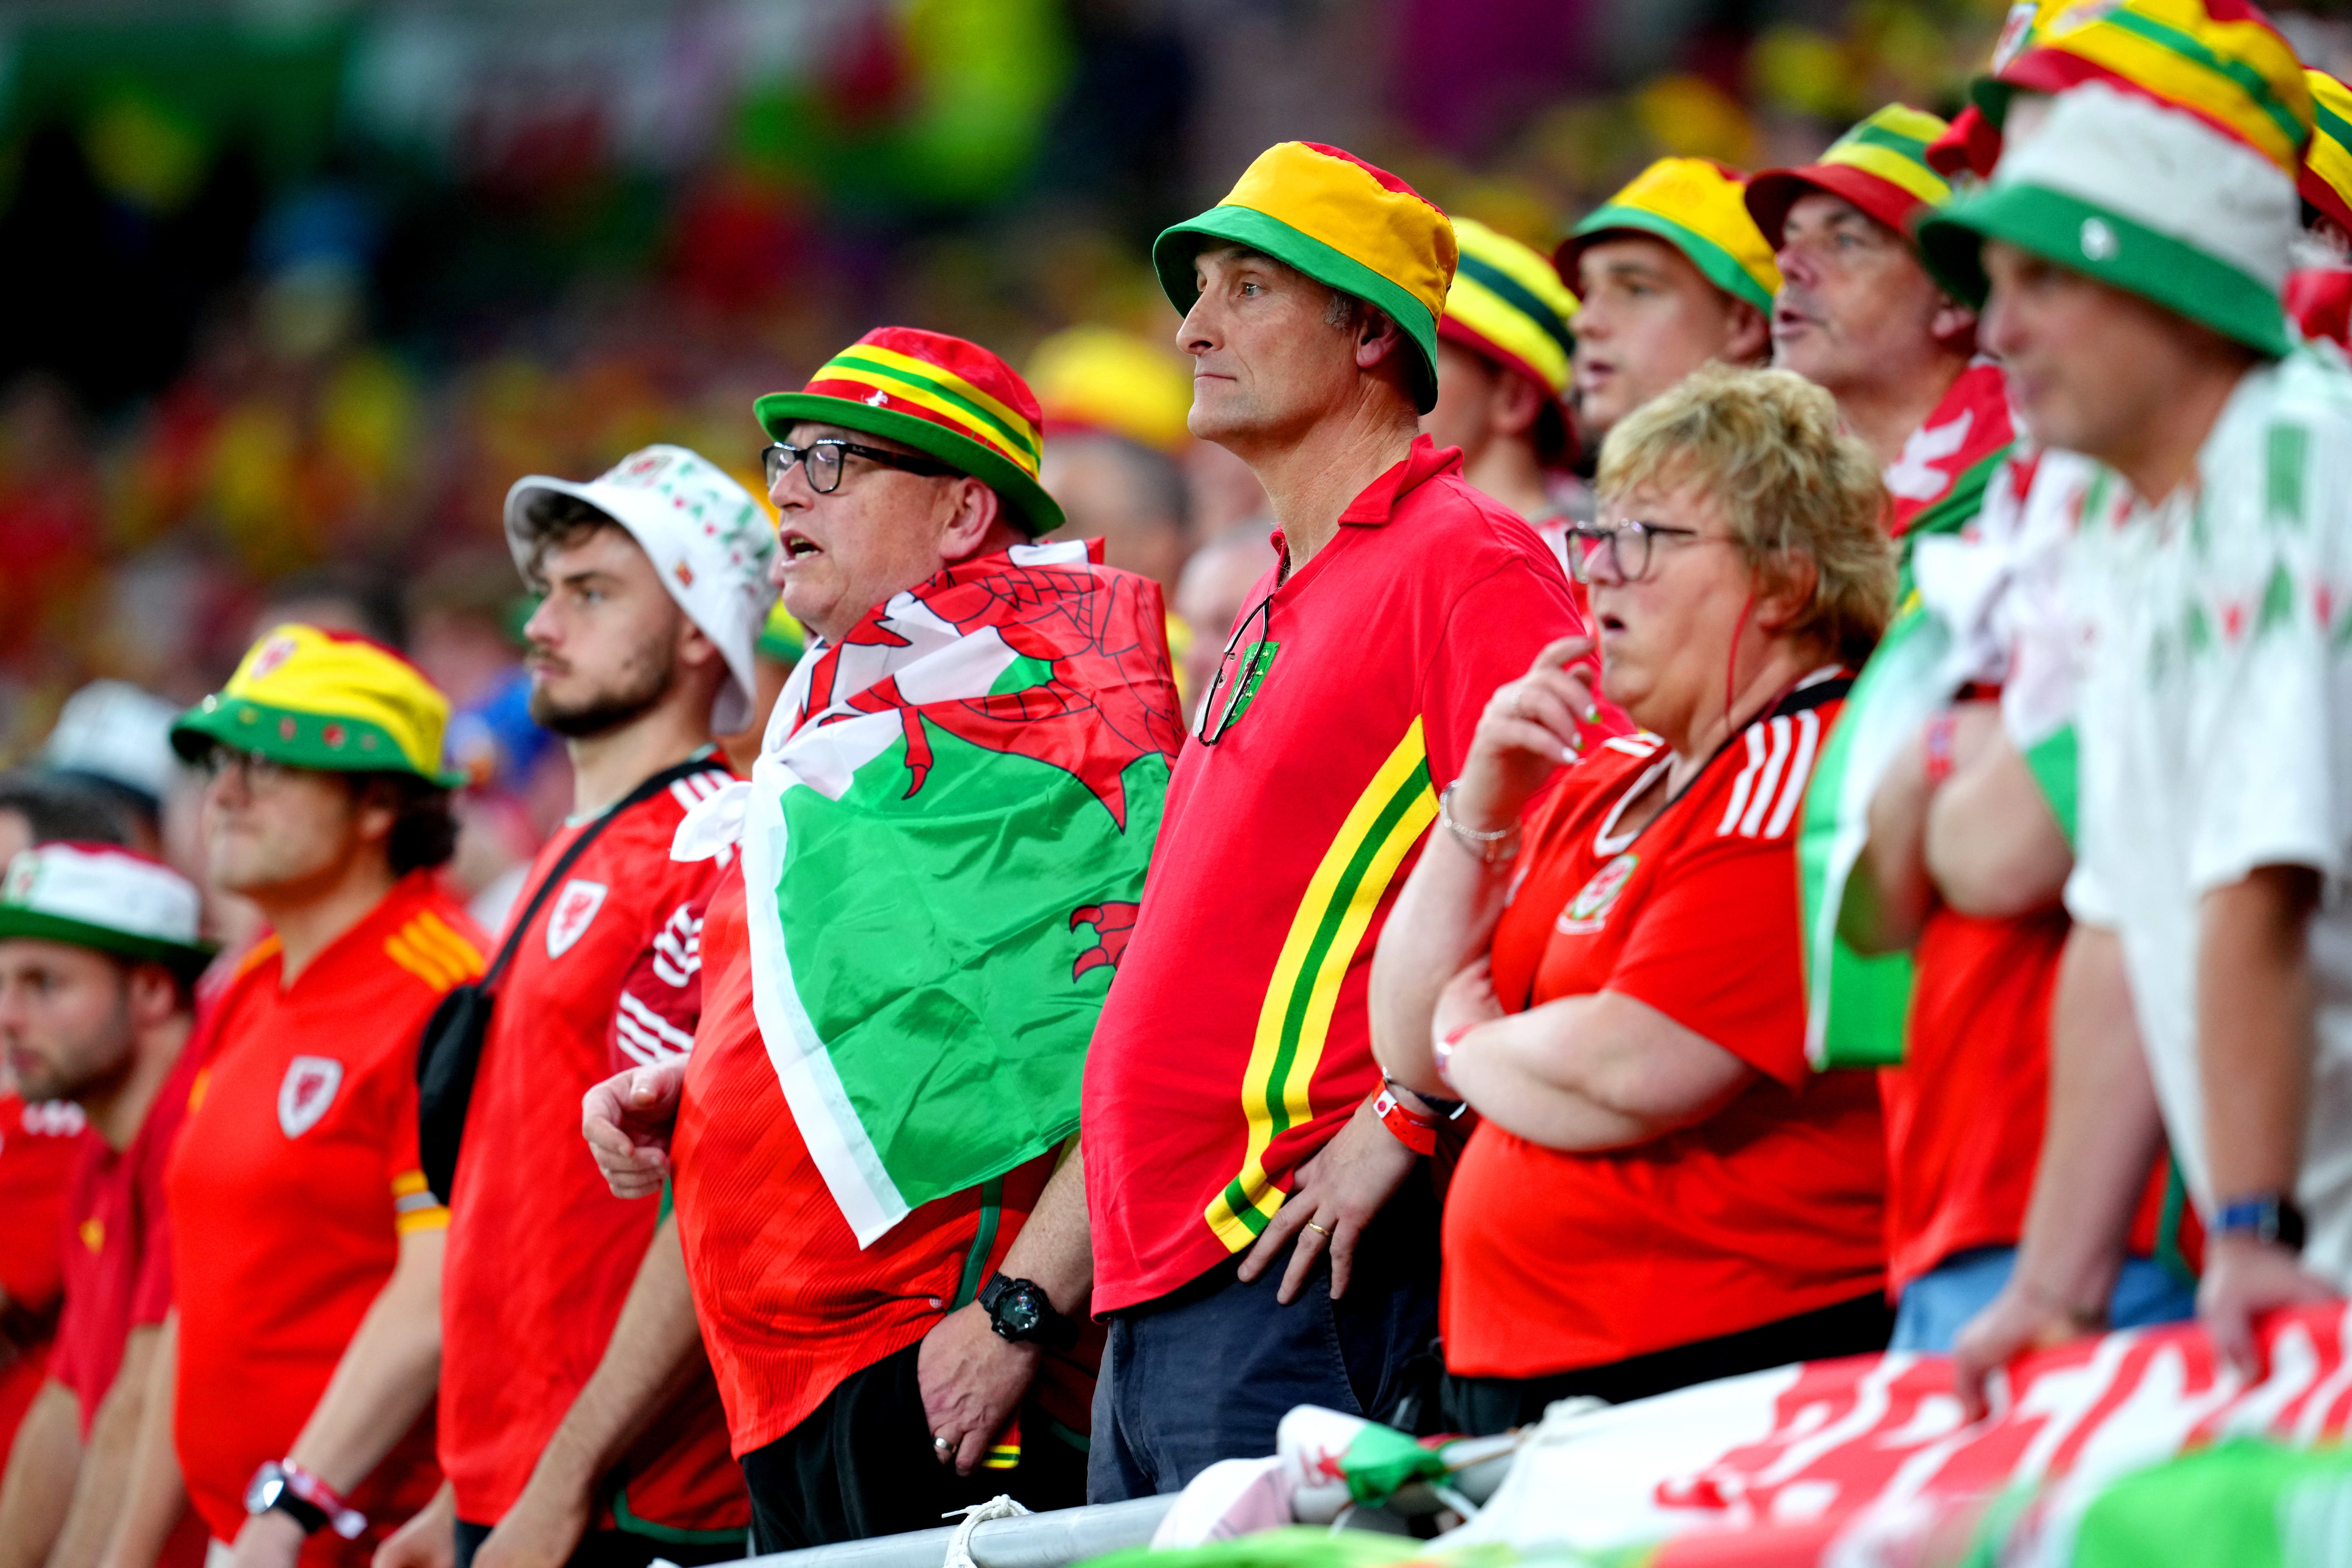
[1716,708,1822,841]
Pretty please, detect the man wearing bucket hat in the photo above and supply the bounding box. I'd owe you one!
[1554,157,1777,452]
[379,447,774,1568]
[1422,216,1581,541]
[1909,82,2352,1403]
[1081,142,1591,1497]
[583,327,1181,1547]
[0,844,210,1568]
[1029,325,1195,598]
[104,627,486,1568]
[1749,104,2012,531]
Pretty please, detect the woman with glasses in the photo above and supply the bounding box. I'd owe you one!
[1370,364,1899,1431]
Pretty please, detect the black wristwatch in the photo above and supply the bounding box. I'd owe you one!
[978,1272,1078,1350]
[244,1465,330,1535]
[2217,1193,2308,1253]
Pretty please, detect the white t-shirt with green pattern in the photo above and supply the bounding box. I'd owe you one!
[2062,345,2352,1288]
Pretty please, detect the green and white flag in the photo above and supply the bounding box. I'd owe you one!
[677,539,1183,1245]
[1796,392,2029,1068]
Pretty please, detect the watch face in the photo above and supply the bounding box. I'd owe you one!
[1002,1288,1044,1336]
[245,1474,284,1513]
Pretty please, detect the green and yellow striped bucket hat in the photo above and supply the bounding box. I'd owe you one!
[1983,0,2312,178]
[1555,158,1781,315]
[1154,141,1458,413]
[1746,105,1955,250]
[2302,68,2352,234]
[754,327,1061,536]
[171,624,463,785]
[1439,217,1578,396]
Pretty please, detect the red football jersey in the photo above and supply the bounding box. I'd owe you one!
[441,761,746,1536]
[0,1091,86,1454]
[1449,681,1888,1378]
[168,874,482,1561]
[51,1042,200,1435]
[673,869,1091,1458]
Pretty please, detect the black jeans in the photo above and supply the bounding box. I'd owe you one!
[1439,1289,1897,1436]
[451,1520,744,1568]
[1088,1167,1442,1501]
[739,1337,1087,1552]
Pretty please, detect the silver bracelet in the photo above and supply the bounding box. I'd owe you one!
[1438,780,1521,864]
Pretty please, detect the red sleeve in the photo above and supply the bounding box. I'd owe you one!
[1416,553,1597,792]
[1603,832,1811,1088]
[609,861,722,1073]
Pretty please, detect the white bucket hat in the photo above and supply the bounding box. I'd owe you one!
[504,444,780,733]
[0,842,214,975]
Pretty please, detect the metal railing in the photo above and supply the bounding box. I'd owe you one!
[721,1435,1522,1568]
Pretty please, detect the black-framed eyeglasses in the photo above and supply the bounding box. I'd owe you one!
[760,438,954,494]
[196,745,293,790]
[1563,520,1707,585]
[1197,590,1275,745]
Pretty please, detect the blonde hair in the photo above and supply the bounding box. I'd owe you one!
[1596,364,1895,667]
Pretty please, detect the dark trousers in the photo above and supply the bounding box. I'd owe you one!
[1439,1289,1897,1436]
[452,1520,744,1568]
[739,1338,1087,1552]
[1088,1169,1442,1501]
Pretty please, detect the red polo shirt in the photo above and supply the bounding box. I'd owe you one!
[1083,436,1593,1313]
[51,1042,200,1434]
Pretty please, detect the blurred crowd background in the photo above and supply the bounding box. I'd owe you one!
[8,0,2352,923]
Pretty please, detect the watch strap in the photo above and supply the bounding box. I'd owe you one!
[2216,1194,2307,1253]
[267,1486,332,1536]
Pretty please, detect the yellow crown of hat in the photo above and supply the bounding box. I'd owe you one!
[1027,326,1197,454]
[2303,69,2352,234]
[1439,217,1578,397]
[1153,141,1457,413]
[171,624,461,786]
[1560,157,1782,315]
[1986,0,2313,177]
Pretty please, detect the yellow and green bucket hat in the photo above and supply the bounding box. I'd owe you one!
[171,624,464,786]
[754,326,1061,536]
[2302,68,2352,234]
[1746,105,1955,251]
[1028,326,1196,454]
[1439,217,1578,397]
[1976,0,2312,178]
[1153,141,1458,413]
[1555,158,1781,315]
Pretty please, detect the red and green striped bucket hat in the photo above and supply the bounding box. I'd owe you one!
[754,327,1062,536]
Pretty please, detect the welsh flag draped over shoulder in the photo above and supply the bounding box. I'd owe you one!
[677,539,1182,1245]
[1796,361,2016,1068]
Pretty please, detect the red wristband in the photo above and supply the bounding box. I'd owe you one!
[1373,1088,1438,1156]
[278,1460,366,1540]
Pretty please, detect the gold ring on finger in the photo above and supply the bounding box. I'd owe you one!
[1305,1220,1333,1237]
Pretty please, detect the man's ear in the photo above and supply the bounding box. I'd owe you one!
[938,476,1005,560]
[1353,308,1407,372]
[126,962,182,1030]
[1493,369,1547,439]
[1930,295,1979,355]
[1723,298,1772,364]
[676,613,722,673]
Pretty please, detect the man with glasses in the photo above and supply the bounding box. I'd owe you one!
[377,446,770,1568]
[102,627,483,1568]
[1081,142,1595,1498]
[582,328,1180,1548]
